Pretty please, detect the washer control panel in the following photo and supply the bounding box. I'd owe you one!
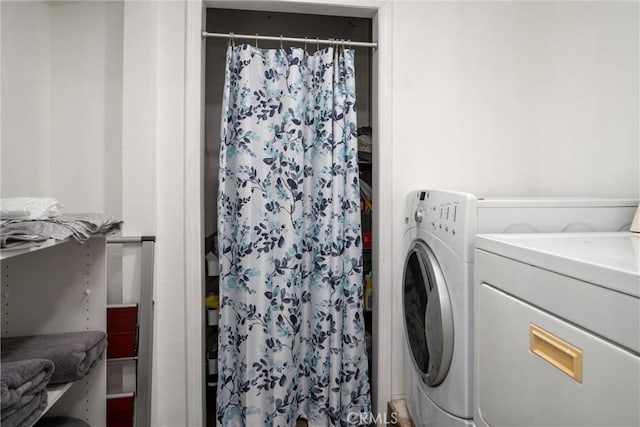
[405,191,422,229]
[412,189,477,261]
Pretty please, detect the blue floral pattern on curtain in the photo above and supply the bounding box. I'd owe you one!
[216,44,370,426]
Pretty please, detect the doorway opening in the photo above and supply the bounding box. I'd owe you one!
[204,8,372,426]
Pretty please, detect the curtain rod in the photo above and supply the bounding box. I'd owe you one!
[201,31,377,49]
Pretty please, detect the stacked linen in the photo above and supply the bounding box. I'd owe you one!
[1,331,107,385]
[0,198,63,221]
[0,198,64,250]
[1,358,54,427]
[0,231,48,251]
[0,197,123,250]
[51,214,122,241]
[1,214,122,245]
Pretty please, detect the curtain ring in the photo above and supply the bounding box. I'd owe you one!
[255,33,259,48]
[316,37,320,51]
[304,36,308,51]
[280,34,283,49]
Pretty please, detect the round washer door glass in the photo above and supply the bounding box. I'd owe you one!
[402,240,454,386]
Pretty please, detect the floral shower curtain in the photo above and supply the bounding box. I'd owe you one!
[216,43,371,426]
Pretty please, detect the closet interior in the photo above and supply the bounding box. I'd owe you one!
[203,7,373,424]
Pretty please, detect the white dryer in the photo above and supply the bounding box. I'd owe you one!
[474,232,639,426]
[401,189,638,427]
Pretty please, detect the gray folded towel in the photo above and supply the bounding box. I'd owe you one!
[1,331,107,384]
[1,358,54,411]
[0,230,48,250]
[1,389,47,427]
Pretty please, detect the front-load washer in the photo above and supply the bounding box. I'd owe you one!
[402,188,421,419]
[401,189,638,426]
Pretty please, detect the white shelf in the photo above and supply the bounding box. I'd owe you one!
[208,358,218,376]
[107,303,138,308]
[107,357,138,364]
[107,392,135,399]
[0,238,70,260]
[207,309,219,326]
[34,382,75,423]
[1,237,107,425]
[206,252,219,276]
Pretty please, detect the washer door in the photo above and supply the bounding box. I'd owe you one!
[402,240,454,386]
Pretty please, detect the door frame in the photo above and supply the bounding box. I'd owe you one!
[184,1,393,424]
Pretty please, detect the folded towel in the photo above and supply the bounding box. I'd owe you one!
[1,389,47,427]
[34,416,91,426]
[1,214,122,243]
[0,230,48,250]
[0,198,63,220]
[1,359,54,411]
[1,331,107,384]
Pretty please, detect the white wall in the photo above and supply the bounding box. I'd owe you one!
[535,2,639,197]
[0,1,123,217]
[120,1,190,425]
[49,1,124,216]
[390,0,639,397]
[154,1,189,425]
[1,1,51,197]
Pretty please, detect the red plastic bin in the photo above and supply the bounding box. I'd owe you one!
[107,305,138,359]
[107,394,134,427]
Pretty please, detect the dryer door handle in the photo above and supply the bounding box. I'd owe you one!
[530,323,583,383]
